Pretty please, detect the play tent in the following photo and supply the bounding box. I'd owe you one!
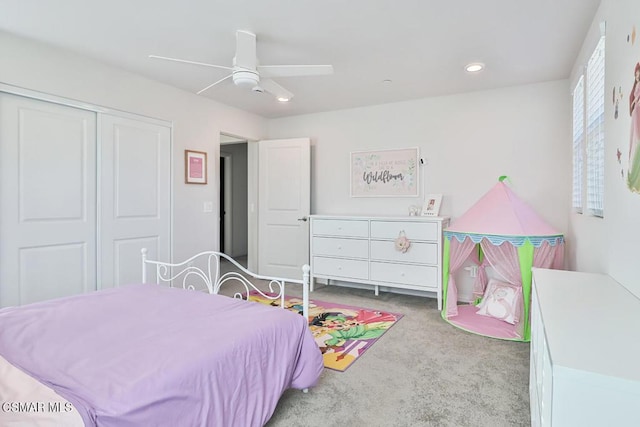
[441,178,564,341]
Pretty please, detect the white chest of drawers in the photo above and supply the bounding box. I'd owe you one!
[530,268,640,426]
[309,215,449,309]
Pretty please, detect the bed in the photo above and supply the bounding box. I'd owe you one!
[0,249,323,427]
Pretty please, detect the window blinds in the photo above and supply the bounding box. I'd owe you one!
[586,36,605,217]
[572,76,584,212]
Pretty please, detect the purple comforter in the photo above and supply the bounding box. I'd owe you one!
[0,284,323,426]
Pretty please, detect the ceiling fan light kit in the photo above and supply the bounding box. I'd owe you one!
[150,30,333,102]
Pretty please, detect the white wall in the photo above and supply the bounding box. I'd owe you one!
[0,31,267,262]
[569,0,640,298]
[268,81,572,236]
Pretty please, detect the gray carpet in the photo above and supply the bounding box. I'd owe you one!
[267,285,530,427]
[218,260,531,427]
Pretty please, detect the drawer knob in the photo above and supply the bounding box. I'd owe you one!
[337,245,342,250]
[337,266,342,270]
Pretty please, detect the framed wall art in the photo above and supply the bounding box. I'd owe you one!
[185,150,207,184]
[350,147,419,197]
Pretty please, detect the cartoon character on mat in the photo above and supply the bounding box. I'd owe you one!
[310,309,397,355]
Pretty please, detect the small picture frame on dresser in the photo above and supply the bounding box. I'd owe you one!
[422,194,442,216]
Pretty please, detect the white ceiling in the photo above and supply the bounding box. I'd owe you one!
[0,0,601,119]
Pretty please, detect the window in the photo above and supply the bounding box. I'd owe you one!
[572,35,605,217]
[585,36,606,217]
[572,76,584,212]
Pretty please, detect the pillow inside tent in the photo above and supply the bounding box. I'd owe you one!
[476,279,522,325]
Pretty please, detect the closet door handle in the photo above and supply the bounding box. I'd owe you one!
[297,217,308,222]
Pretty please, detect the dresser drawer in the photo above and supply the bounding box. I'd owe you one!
[370,261,437,288]
[312,219,369,238]
[312,237,368,259]
[370,220,438,241]
[370,240,438,264]
[313,256,368,280]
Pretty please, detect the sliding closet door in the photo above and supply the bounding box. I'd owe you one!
[0,93,97,307]
[99,114,171,287]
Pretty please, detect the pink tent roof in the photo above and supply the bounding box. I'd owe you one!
[446,181,561,237]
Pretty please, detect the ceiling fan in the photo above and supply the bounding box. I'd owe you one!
[149,30,333,102]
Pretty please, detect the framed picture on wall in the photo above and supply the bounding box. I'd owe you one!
[185,150,207,184]
[350,147,419,197]
[422,194,442,216]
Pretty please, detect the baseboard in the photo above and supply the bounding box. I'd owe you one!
[312,278,437,300]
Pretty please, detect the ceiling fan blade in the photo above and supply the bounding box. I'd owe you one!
[235,30,257,70]
[257,64,334,78]
[259,79,294,101]
[197,74,233,95]
[149,55,233,71]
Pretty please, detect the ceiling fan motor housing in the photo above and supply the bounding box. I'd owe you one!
[232,69,259,87]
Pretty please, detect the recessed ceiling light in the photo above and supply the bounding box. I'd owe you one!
[465,62,485,73]
[382,79,392,84]
[277,97,290,102]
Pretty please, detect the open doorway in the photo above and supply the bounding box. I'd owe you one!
[220,134,249,266]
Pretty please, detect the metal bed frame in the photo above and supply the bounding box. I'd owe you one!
[141,248,311,321]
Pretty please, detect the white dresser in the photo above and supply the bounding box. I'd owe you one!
[309,215,449,309]
[530,268,640,427]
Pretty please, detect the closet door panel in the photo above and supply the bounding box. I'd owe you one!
[19,109,87,221]
[0,93,97,307]
[99,114,171,288]
[19,244,89,304]
[113,237,159,287]
[113,124,160,218]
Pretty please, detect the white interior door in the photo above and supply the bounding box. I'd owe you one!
[258,138,310,279]
[99,114,171,287]
[0,93,97,307]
